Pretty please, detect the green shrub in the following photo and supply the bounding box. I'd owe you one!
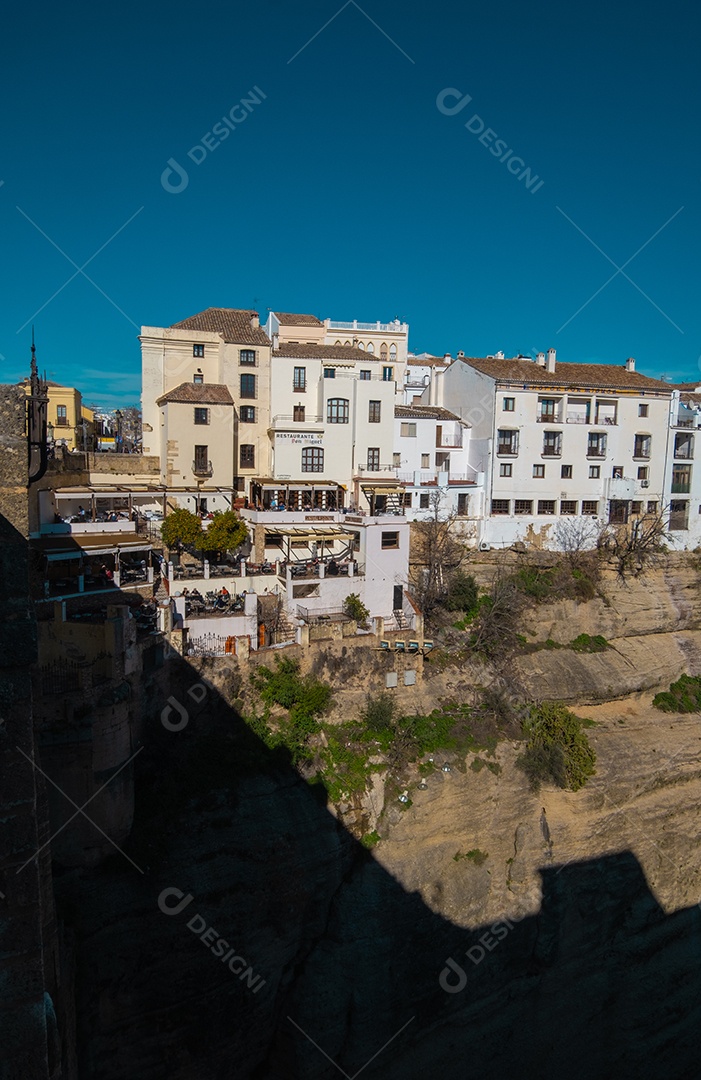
[569,633,609,653]
[653,673,701,713]
[516,701,596,792]
[511,566,555,601]
[361,830,381,848]
[251,658,332,762]
[444,571,479,613]
[343,593,370,625]
[454,848,489,865]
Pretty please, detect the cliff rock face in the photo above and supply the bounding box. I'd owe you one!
[54,564,701,1078]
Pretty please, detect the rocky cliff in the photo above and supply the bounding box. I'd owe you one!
[53,560,701,1078]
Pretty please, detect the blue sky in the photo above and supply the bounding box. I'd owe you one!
[2,0,700,406]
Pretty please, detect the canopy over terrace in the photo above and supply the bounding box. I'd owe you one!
[249,479,345,511]
[31,533,154,595]
[357,481,407,515]
[48,485,238,519]
[261,525,356,562]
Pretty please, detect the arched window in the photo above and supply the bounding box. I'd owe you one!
[327,398,349,424]
[389,344,397,360]
[335,340,342,346]
[380,343,388,359]
[366,342,374,353]
[357,341,365,350]
[344,340,351,347]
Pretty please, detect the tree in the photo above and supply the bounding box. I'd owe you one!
[409,491,467,621]
[596,506,670,577]
[161,508,204,553]
[343,593,370,626]
[553,516,602,569]
[200,510,248,555]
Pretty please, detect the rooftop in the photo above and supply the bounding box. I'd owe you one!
[273,312,324,327]
[457,356,673,392]
[156,382,234,406]
[273,342,377,362]
[395,404,465,422]
[170,308,271,346]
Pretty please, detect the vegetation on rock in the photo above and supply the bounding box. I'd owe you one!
[516,701,596,792]
[653,673,701,713]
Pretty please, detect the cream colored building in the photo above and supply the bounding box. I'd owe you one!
[141,308,272,503]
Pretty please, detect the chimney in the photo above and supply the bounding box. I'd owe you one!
[250,311,259,329]
[457,350,465,359]
[536,352,546,366]
[444,352,453,361]
[546,347,556,373]
[272,332,279,350]
[625,357,635,372]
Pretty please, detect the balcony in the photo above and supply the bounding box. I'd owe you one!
[566,412,590,424]
[436,434,463,448]
[497,444,518,457]
[594,414,617,426]
[587,448,606,458]
[326,320,404,332]
[192,459,213,477]
[671,482,691,494]
[55,416,70,427]
[542,447,562,457]
[536,414,562,424]
[355,464,397,476]
[270,414,323,429]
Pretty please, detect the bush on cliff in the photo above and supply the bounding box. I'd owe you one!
[516,701,596,792]
[251,657,332,763]
[653,673,701,713]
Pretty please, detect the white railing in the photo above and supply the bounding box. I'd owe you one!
[326,320,405,332]
[566,413,590,424]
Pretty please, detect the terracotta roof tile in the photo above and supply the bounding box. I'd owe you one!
[273,312,324,327]
[459,356,673,392]
[273,343,374,362]
[395,404,465,423]
[170,308,270,346]
[156,382,234,406]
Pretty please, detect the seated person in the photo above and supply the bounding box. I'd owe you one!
[327,558,339,575]
[220,586,230,599]
[189,588,202,600]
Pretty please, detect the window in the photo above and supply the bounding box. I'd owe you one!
[239,349,256,365]
[457,493,469,515]
[542,430,562,456]
[193,344,204,357]
[582,500,599,515]
[499,463,512,477]
[420,493,430,509]
[647,501,658,514]
[381,531,399,549]
[293,405,305,422]
[612,466,623,479]
[239,444,255,468]
[497,429,518,455]
[634,434,651,459]
[367,448,380,471]
[324,367,336,379]
[301,447,324,472]
[366,343,374,354]
[491,499,510,515]
[561,465,573,479]
[382,366,394,382]
[193,372,204,384]
[638,403,649,417]
[587,432,606,457]
[327,398,349,424]
[595,401,617,426]
[194,445,209,472]
[240,373,256,398]
[393,453,401,467]
[631,501,642,515]
[609,500,629,524]
[637,466,648,481]
[368,401,381,423]
[421,454,430,468]
[194,407,209,425]
[380,343,388,359]
[533,464,545,478]
[514,499,533,515]
[538,500,556,515]
[538,397,557,419]
[56,404,68,425]
[560,500,578,515]
[401,493,412,508]
[589,465,600,478]
[239,406,255,423]
[357,342,365,350]
[672,464,691,493]
[400,422,417,437]
[675,432,694,459]
[503,397,515,412]
[669,501,689,530]
[293,367,306,392]
[389,345,397,360]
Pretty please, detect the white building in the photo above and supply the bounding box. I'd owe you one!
[663,385,701,548]
[426,349,674,549]
[393,405,481,522]
[402,353,451,405]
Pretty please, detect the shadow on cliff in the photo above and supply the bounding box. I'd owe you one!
[47,605,701,1080]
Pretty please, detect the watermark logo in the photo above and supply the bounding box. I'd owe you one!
[437,87,544,195]
[157,885,266,993]
[160,679,214,731]
[161,86,267,195]
[439,911,529,993]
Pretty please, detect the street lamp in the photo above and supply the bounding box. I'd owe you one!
[114,409,123,453]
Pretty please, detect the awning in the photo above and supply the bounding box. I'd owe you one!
[360,484,406,494]
[263,526,353,540]
[32,533,152,559]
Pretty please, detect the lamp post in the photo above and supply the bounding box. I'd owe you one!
[114,409,123,453]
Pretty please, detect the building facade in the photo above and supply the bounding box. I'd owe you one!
[393,404,481,522]
[426,350,674,548]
